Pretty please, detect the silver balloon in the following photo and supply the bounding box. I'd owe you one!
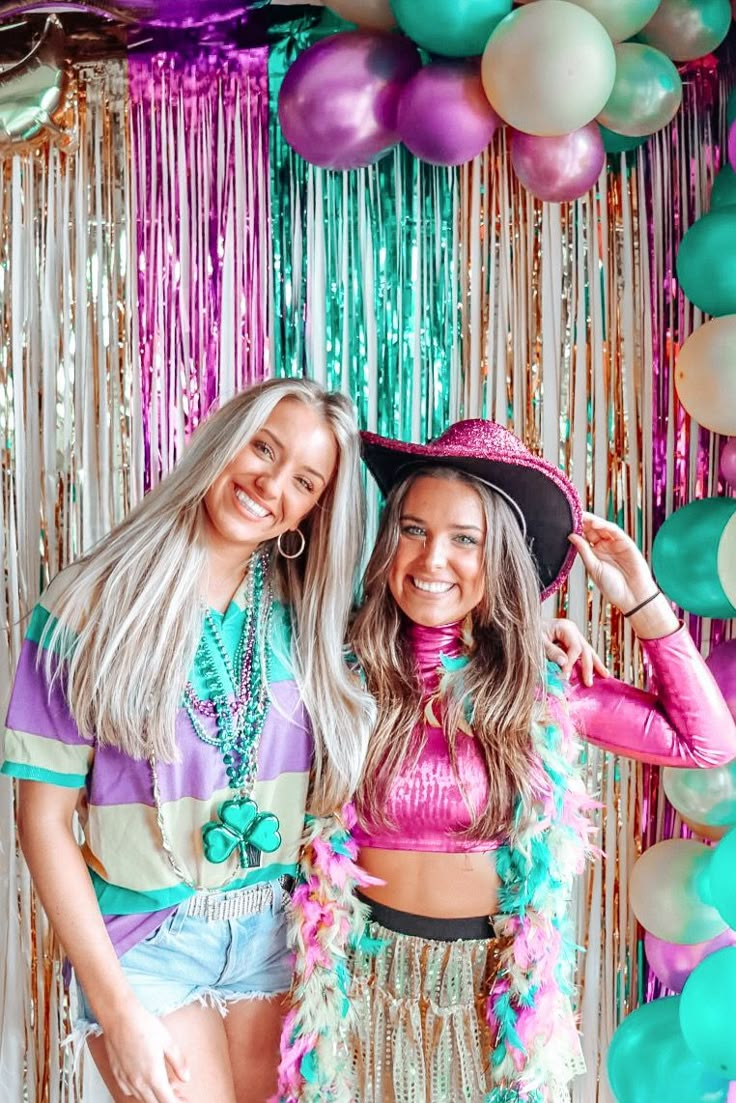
[663,759,736,828]
[638,0,731,62]
[0,15,69,143]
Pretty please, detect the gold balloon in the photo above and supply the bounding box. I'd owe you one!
[0,15,69,144]
[324,0,396,30]
[675,316,736,436]
[682,817,729,842]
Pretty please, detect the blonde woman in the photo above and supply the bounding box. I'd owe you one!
[2,379,375,1103]
[276,419,736,1103]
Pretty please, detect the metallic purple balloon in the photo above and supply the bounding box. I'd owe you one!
[278,31,421,170]
[645,928,736,993]
[729,119,736,175]
[397,61,500,167]
[510,122,605,203]
[720,438,736,488]
[707,639,736,721]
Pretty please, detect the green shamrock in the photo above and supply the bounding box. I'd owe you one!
[202,798,281,868]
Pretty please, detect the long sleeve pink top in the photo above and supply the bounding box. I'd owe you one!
[353,621,736,853]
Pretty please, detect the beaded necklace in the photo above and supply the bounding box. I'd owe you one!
[151,549,281,890]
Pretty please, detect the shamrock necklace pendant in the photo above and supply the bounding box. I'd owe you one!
[202,797,282,868]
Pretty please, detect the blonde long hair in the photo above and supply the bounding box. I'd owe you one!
[44,378,375,812]
[351,467,546,838]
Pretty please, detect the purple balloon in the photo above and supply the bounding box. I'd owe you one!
[278,31,421,170]
[707,639,736,722]
[510,122,605,203]
[397,61,500,167]
[729,119,736,175]
[645,928,736,993]
[720,438,736,488]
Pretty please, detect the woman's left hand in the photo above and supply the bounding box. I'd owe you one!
[543,618,608,686]
[568,512,657,612]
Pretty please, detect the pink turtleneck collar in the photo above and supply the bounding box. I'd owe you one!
[404,619,464,694]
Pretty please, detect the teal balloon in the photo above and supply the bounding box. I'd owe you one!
[390,0,512,57]
[709,164,736,211]
[606,996,732,1103]
[600,124,649,153]
[680,947,736,1080]
[598,43,682,137]
[708,826,736,929]
[652,498,736,618]
[677,210,736,315]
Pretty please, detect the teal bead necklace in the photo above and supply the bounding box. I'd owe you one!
[150,549,281,887]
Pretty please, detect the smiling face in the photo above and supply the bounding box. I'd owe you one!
[388,475,487,627]
[202,397,338,565]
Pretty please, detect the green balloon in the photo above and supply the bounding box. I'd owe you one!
[676,210,736,316]
[680,947,736,1080]
[607,996,731,1103]
[708,826,736,929]
[652,498,736,618]
[390,0,512,57]
[600,124,649,154]
[709,164,736,211]
[598,43,682,137]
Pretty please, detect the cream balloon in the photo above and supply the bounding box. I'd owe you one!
[515,0,662,41]
[481,1,616,136]
[675,316,736,436]
[325,0,396,30]
[629,838,727,944]
[718,512,736,610]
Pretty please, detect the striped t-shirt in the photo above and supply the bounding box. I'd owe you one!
[2,577,313,956]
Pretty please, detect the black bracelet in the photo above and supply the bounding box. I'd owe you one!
[623,589,661,617]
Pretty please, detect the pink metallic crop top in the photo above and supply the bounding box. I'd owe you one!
[353,621,492,854]
[352,620,736,854]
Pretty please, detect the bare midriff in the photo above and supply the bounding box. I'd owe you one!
[357,846,500,918]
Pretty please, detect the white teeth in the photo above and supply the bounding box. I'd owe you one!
[412,578,453,594]
[234,487,270,518]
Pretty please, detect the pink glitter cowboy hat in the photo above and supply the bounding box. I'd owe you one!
[361,419,582,599]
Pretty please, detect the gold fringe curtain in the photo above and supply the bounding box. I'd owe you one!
[0,60,136,1103]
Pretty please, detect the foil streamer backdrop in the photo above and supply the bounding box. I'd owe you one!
[0,26,735,1103]
[128,46,270,487]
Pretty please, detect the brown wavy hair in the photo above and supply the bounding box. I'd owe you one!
[351,466,546,840]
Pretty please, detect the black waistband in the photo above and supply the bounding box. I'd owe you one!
[356,890,495,942]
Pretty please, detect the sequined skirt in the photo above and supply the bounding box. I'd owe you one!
[346,916,576,1103]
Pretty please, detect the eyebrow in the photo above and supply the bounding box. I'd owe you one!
[400,512,484,533]
[260,427,328,485]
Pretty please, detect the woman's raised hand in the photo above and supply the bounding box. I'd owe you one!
[568,512,679,639]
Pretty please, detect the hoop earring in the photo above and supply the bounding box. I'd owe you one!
[276,528,306,560]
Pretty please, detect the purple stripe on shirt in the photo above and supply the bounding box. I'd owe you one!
[6,639,89,746]
[87,681,313,807]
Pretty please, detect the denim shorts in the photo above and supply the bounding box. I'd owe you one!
[76,878,293,1031]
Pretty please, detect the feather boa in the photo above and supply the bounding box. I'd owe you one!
[484,664,597,1101]
[273,804,377,1103]
[276,664,595,1102]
